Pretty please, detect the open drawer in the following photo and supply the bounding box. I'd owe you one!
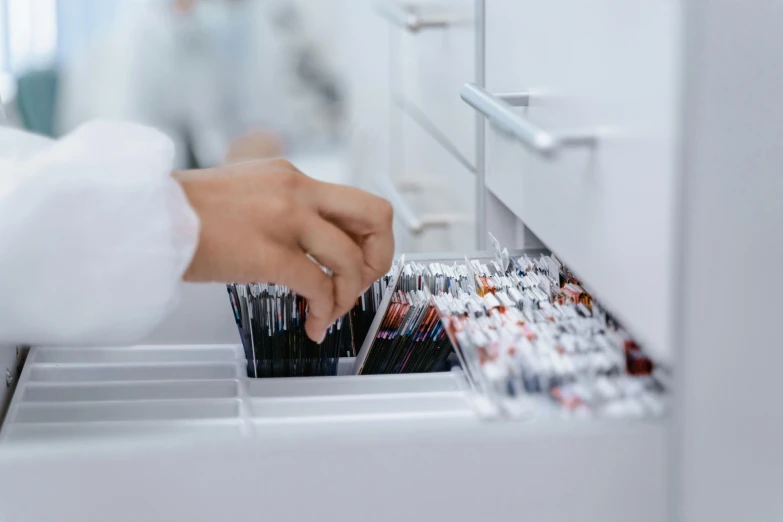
[0,344,667,522]
[1,344,474,442]
[0,410,667,522]
[0,249,670,522]
[1,249,668,438]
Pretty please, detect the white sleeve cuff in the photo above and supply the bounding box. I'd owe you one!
[0,120,200,345]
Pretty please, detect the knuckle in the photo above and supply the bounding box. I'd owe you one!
[345,244,364,270]
[271,157,295,170]
[315,276,334,304]
[269,193,296,217]
[377,199,394,225]
[280,170,302,190]
[380,253,394,274]
[336,287,356,310]
[305,276,334,322]
[279,170,312,197]
[336,284,361,313]
[261,249,289,284]
[336,299,355,316]
[373,250,394,279]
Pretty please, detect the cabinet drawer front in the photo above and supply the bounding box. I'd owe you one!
[484,1,681,363]
[387,100,475,254]
[0,422,667,522]
[391,0,476,167]
[398,103,476,254]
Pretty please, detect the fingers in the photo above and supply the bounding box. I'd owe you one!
[307,183,395,286]
[299,216,365,325]
[271,247,335,342]
[308,182,392,236]
[357,229,395,289]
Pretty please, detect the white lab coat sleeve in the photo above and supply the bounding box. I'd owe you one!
[0,121,200,345]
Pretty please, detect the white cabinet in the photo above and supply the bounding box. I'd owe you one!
[471,2,783,519]
[0,419,667,522]
[479,0,681,363]
[397,104,475,253]
[139,284,238,345]
[1,1,781,521]
[0,343,667,522]
[380,1,478,253]
[397,0,477,167]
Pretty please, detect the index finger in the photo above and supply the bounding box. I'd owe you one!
[307,183,395,285]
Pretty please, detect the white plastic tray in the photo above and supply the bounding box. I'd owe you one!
[0,344,472,442]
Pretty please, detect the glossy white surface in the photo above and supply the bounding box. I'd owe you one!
[397,104,475,253]
[1,345,471,442]
[396,0,477,167]
[675,0,783,520]
[384,1,477,255]
[0,419,666,522]
[484,1,681,363]
[140,283,238,345]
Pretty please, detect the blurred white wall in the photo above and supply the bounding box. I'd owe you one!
[55,0,129,67]
[0,0,132,102]
[0,0,391,183]
[329,0,391,192]
[0,0,58,101]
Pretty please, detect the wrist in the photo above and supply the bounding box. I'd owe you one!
[174,172,208,282]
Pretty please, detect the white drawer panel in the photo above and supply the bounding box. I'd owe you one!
[0,421,667,522]
[484,1,681,363]
[393,0,476,166]
[397,104,475,253]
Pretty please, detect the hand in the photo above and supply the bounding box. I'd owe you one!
[175,159,395,342]
[224,130,285,165]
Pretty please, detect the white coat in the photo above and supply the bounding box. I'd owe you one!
[0,118,199,345]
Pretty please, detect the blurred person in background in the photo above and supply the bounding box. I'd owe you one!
[56,0,344,169]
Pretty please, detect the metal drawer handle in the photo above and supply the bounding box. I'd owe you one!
[376,2,456,32]
[376,173,471,235]
[460,83,598,158]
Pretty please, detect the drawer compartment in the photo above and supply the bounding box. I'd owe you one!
[481,0,682,362]
[12,399,240,424]
[22,380,240,403]
[2,249,667,444]
[34,345,244,364]
[3,420,243,442]
[392,103,475,253]
[249,392,472,419]
[28,363,241,382]
[248,372,463,398]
